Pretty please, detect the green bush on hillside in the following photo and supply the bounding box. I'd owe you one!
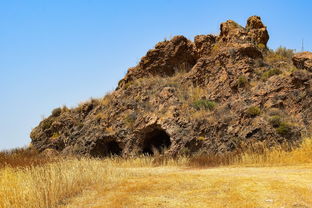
[192,100,216,111]
[261,68,282,80]
[246,106,261,117]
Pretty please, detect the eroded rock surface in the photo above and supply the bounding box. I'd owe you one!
[31,16,312,157]
[292,52,312,71]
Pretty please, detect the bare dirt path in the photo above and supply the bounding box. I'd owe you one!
[61,165,312,208]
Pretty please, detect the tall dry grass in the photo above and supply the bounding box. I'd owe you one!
[0,138,311,208]
[234,139,312,166]
[0,158,129,208]
[0,147,56,169]
[188,139,312,167]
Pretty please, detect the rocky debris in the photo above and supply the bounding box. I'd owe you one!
[292,52,312,71]
[30,16,312,158]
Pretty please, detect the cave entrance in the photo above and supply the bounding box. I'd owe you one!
[90,140,122,157]
[142,128,171,155]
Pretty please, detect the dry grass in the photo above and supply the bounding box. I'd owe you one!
[188,139,312,167]
[63,165,312,208]
[264,46,295,65]
[0,157,187,208]
[0,138,312,208]
[0,158,121,208]
[0,147,56,169]
[233,139,312,166]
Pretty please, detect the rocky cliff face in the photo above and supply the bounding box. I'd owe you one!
[31,16,312,157]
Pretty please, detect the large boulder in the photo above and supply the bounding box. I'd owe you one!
[292,52,312,71]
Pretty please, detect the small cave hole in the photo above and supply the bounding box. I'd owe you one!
[91,140,122,158]
[142,128,171,155]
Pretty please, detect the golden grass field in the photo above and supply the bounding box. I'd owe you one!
[1,139,312,208]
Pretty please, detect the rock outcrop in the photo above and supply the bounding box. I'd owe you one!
[292,52,312,71]
[117,36,197,89]
[30,16,312,157]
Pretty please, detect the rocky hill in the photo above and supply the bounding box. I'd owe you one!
[30,16,312,157]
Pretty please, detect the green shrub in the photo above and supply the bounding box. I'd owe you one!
[268,115,292,136]
[269,115,282,127]
[192,100,216,111]
[276,122,291,135]
[52,108,62,117]
[237,75,249,88]
[261,68,282,80]
[246,106,261,116]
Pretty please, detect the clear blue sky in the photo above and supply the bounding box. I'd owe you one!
[1,0,311,150]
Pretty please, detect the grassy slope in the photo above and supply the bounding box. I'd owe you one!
[1,139,312,208]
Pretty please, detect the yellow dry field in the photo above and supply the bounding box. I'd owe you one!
[1,139,312,208]
[62,165,312,208]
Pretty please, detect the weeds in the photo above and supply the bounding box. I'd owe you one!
[276,122,291,135]
[192,99,216,111]
[236,75,249,88]
[269,115,282,127]
[275,46,295,59]
[246,106,261,117]
[268,115,292,135]
[264,46,295,65]
[261,68,282,80]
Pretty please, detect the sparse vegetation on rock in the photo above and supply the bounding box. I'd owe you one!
[30,16,312,158]
[246,106,261,117]
[192,99,216,111]
[261,68,282,80]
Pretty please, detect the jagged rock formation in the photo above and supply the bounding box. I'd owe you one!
[31,16,312,157]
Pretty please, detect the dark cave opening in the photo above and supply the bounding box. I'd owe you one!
[90,140,122,157]
[142,128,171,155]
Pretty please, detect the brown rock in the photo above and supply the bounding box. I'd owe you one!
[246,16,269,46]
[292,52,312,71]
[194,34,217,56]
[246,16,266,29]
[292,70,311,82]
[117,35,197,89]
[218,16,269,47]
